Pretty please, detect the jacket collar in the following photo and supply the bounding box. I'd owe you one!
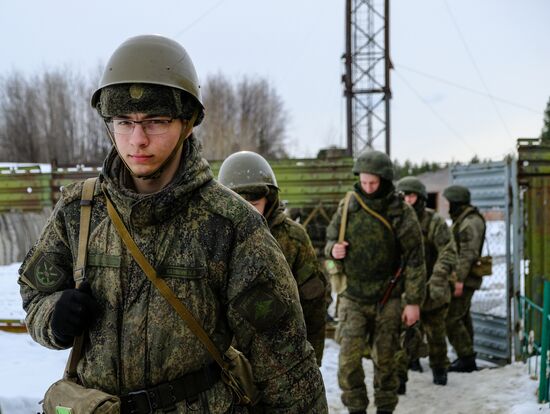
[100,135,213,227]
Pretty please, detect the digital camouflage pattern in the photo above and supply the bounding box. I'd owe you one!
[267,202,328,366]
[218,151,327,366]
[324,183,426,412]
[19,136,328,413]
[450,206,486,290]
[446,205,486,359]
[447,287,476,358]
[418,208,457,311]
[394,206,457,380]
[324,183,426,306]
[335,296,401,412]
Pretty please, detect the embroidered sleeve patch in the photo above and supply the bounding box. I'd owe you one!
[24,253,68,292]
[235,285,288,332]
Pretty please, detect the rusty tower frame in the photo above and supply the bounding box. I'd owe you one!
[343,0,392,157]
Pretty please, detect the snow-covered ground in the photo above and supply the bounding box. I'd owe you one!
[1,262,548,414]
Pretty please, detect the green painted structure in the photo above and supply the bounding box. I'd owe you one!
[0,157,355,214]
[517,138,550,400]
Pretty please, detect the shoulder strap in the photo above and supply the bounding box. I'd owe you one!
[105,196,228,371]
[426,209,437,241]
[65,177,98,380]
[452,206,488,256]
[338,192,354,243]
[350,192,393,234]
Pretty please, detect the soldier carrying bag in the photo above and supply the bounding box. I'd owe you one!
[43,178,121,414]
[105,196,260,408]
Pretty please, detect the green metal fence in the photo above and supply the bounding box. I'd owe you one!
[0,158,356,213]
[518,281,550,403]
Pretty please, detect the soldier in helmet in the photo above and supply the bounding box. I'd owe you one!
[18,35,327,413]
[394,176,457,392]
[443,184,486,373]
[218,151,328,365]
[325,150,426,414]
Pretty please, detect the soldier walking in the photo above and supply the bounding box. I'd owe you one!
[394,176,458,391]
[325,150,426,414]
[444,184,486,373]
[18,34,327,413]
[218,151,328,365]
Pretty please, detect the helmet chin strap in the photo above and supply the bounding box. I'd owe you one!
[104,110,198,180]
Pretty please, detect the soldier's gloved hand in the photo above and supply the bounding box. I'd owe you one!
[51,281,100,345]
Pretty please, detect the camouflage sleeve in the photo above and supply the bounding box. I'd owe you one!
[426,215,457,307]
[456,214,485,282]
[324,197,345,258]
[431,215,458,280]
[392,202,426,305]
[289,224,327,366]
[227,218,327,412]
[18,196,77,350]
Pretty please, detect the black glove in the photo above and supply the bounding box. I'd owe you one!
[51,280,100,345]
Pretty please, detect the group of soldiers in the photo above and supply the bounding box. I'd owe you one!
[17,34,487,414]
[322,149,486,413]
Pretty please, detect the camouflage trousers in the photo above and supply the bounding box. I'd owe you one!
[335,296,401,412]
[446,287,476,358]
[395,305,450,381]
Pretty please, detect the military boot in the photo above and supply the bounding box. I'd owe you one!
[397,377,407,395]
[376,410,393,414]
[409,358,423,372]
[448,354,477,373]
[349,411,367,414]
[432,367,448,385]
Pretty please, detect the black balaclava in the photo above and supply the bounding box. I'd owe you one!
[449,201,468,220]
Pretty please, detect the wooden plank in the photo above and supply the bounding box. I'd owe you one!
[0,319,27,333]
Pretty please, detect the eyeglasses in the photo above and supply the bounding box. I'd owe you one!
[106,118,175,135]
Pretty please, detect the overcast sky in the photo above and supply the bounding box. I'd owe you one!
[1,0,548,163]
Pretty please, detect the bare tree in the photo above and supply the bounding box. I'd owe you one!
[0,67,288,164]
[196,73,288,160]
[0,66,109,164]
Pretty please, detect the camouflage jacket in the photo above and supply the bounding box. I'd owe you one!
[324,184,426,306]
[451,205,486,290]
[417,208,457,310]
[267,202,328,365]
[19,137,327,413]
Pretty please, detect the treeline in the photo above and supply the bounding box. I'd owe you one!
[0,68,288,164]
[393,155,492,180]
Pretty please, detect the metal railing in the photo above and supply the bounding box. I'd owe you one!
[518,280,550,403]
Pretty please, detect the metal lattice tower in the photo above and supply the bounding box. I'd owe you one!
[343,0,392,157]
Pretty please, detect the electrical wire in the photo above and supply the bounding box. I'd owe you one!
[172,0,228,39]
[443,0,513,140]
[394,63,540,114]
[394,71,478,156]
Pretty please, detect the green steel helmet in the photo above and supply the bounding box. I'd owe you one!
[218,151,279,195]
[443,185,471,203]
[352,149,394,181]
[396,176,427,199]
[91,34,204,125]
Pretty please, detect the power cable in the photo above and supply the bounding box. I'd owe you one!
[395,63,540,114]
[172,0,228,39]
[443,0,513,139]
[395,71,478,156]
